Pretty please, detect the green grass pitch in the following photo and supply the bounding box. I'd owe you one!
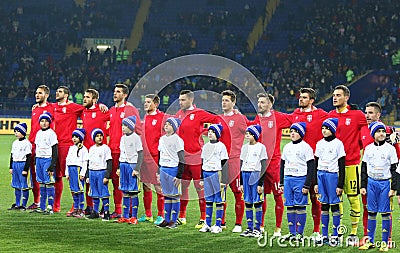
[0,135,398,252]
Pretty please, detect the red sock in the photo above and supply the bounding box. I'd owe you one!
[54,178,63,210]
[234,192,244,225]
[143,190,153,217]
[31,158,40,204]
[362,194,368,236]
[310,194,321,232]
[261,196,267,227]
[179,199,188,218]
[274,194,284,228]
[112,179,122,214]
[32,179,40,204]
[221,202,227,224]
[156,192,164,217]
[85,183,93,207]
[199,198,206,220]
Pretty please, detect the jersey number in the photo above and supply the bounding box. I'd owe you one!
[350,180,357,190]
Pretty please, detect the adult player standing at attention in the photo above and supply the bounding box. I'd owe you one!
[359,101,400,245]
[28,85,54,209]
[175,90,226,229]
[108,83,142,218]
[252,93,292,236]
[81,88,110,214]
[328,85,367,242]
[291,88,328,237]
[219,90,247,233]
[53,86,85,212]
[138,94,166,225]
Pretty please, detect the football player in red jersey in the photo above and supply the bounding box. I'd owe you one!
[27,85,54,210]
[252,93,292,236]
[108,83,142,218]
[218,90,248,233]
[81,88,110,214]
[138,94,166,225]
[52,86,85,212]
[328,85,367,242]
[175,90,226,228]
[291,88,328,237]
[360,101,400,245]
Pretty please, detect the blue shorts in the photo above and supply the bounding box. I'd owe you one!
[317,170,342,204]
[203,171,226,203]
[283,175,308,207]
[67,165,85,193]
[11,161,32,190]
[119,162,139,193]
[242,171,263,204]
[367,178,391,213]
[88,170,110,198]
[35,157,55,184]
[160,166,181,197]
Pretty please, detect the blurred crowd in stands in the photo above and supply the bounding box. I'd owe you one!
[0,0,399,118]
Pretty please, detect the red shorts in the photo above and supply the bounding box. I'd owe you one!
[140,154,159,185]
[228,158,241,193]
[111,153,120,181]
[181,164,202,189]
[263,158,282,195]
[56,146,69,178]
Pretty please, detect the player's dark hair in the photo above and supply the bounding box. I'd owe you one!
[257,93,275,105]
[365,101,382,113]
[58,85,70,96]
[145,94,160,105]
[85,88,99,100]
[37,85,50,95]
[300,87,316,100]
[221,90,236,103]
[114,83,129,94]
[180,90,194,99]
[334,85,350,97]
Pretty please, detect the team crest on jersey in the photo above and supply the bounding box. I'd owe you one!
[307,115,312,122]
[190,114,195,120]
[62,107,67,113]
[345,118,351,125]
[229,120,234,127]
[92,112,96,118]
[152,119,157,126]
[268,121,274,128]
[120,112,125,118]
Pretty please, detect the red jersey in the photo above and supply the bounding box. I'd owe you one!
[142,110,166,157]
[82,104,110,149]
[219,112,249,158]
[360,125,374,149]
[53,102,84,147]
[108,102,142,153]
[291,107,328,151]
[361,124,400,158]
[328,107,367,166]
[29,102,54,144]
[176,106,220,163]
[253,110,292,161]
